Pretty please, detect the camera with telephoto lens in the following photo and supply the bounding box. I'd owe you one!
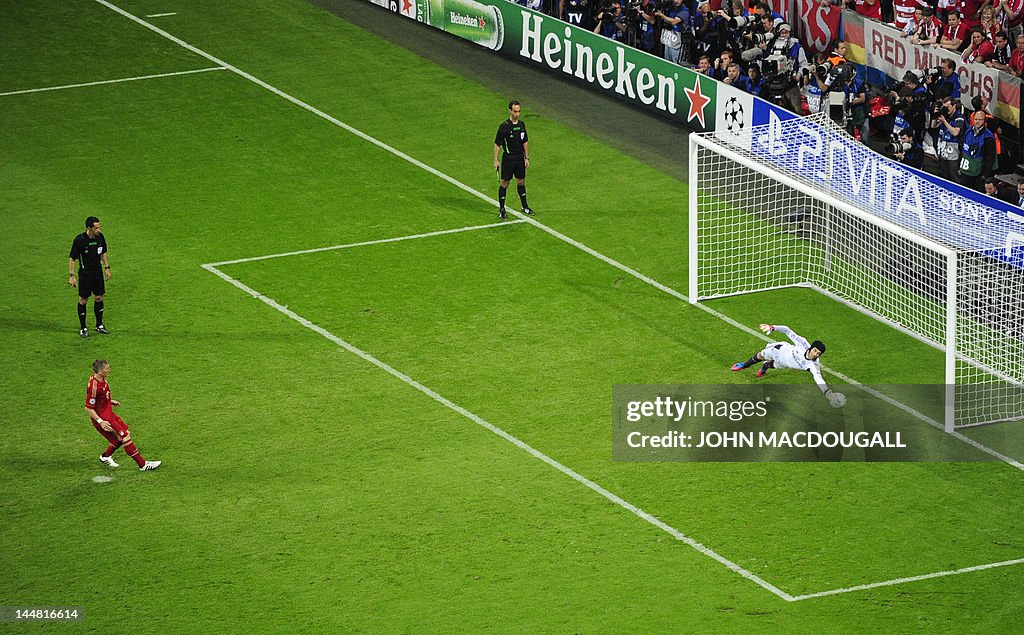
[655,0,674,12]
[925,66,942,81]
[751,31,771,46]
[886,139,912,155]
[728,14,752,28]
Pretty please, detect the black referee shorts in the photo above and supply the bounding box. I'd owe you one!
[500,154,526,181]
[78,270,105,299]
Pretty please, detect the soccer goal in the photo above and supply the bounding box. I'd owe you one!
[688,113,1024,431]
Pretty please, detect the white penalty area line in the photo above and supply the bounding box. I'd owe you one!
[202,261,795,603]
[0,66,225,97]
[99,0,1024,600]
[146,12,177,17]
[205,219,525,267]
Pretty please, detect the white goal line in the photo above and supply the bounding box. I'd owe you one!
[0,66,226,97]
[96,0,1024,600]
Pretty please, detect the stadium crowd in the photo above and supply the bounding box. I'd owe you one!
[511,0,1024,193]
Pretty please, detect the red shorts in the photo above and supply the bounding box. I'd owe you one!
[92,414,129,445]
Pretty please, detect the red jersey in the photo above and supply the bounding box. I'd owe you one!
[960,0,982,27]
[942,22,968,47]
[1009,48,1024,73]
[86,376,115,419]
[855,0,882,20]
[892,0,918,30]
[1006,0,1024,28]
[962,39,995,64]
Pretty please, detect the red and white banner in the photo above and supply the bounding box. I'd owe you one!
[845,10,1022,126]
[796,0,842,55]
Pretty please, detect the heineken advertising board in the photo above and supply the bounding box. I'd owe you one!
[371,0,798,132]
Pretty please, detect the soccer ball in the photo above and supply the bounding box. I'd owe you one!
[723,97,745,133]
[828,391,847,409]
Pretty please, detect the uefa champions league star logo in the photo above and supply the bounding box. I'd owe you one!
[723,96,745,133]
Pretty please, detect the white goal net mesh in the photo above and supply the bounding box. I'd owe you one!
[691,113,1024,429]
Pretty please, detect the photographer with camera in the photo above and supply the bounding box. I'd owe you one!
[930,59,962,100]
[694,1,729,62]
[841,68,870,142]
[655,0,690,65]
[802,53,832,114]
[740,12,779,63]
[761,23,808,112]
[891,128,925,168]
[890,69,930,138]
[766,22,809,70]
[633,0,658,53]
[593,0,627,42]
[931,96,966,180]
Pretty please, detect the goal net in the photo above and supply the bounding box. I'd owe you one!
[689,113,1024,431]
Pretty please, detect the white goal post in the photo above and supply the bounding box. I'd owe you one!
[688,114,1024,431]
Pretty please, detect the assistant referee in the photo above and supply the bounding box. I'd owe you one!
[493,100,535,220]
[69,216,111,338]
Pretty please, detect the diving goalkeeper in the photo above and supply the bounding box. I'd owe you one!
[732,324,845,406]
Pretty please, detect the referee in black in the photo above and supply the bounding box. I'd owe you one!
[69,216,111,337]
[493,100,534,220]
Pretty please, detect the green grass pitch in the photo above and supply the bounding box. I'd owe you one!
[3,0,1024,631]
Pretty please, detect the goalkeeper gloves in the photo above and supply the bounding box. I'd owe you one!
[759,323,775,335]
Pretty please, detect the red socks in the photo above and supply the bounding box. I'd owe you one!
[123,442,145,468]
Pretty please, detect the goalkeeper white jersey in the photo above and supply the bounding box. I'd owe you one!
[760,325,827,391]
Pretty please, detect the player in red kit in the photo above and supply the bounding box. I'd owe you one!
[85,359,160,471]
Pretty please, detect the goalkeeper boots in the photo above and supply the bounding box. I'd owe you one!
[498,208,507,220]
[756,362,772,378]
[730,362,748,371]
[523,207,535,215]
